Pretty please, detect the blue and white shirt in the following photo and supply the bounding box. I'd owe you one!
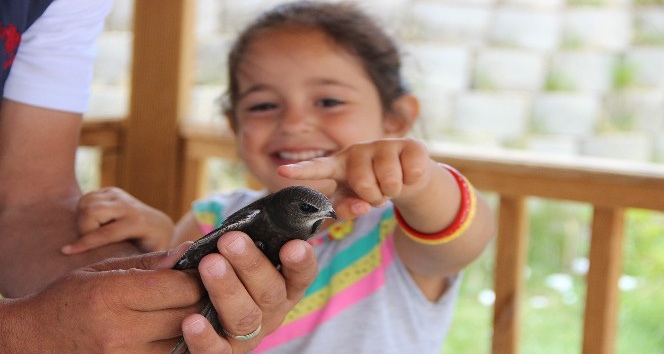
[1,0,112,113]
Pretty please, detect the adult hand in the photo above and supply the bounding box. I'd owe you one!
[1,244,207,353]
[1,233,317,353]
[184,231,317,353]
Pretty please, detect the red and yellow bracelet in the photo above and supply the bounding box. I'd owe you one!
[394,164,477,245]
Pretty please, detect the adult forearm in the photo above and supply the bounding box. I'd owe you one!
[0,299,25,352]
[0,297,46,352]
[0,196,141,297]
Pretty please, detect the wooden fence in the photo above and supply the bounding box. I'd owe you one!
[79,1,664,352]
[81,118,664,354]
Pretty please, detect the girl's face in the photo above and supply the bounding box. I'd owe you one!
[231,27,408,194]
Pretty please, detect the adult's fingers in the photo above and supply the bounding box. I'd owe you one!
[90,242,191,272]
[279,239,317,301]
[83,246,203,311]
[92,267,203,311]
[182,314,232,354]
[116,304,205,342]
[218,232,287,315]
[199,233,266,339]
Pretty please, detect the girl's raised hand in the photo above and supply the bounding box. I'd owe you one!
[62,187,174,255]
[278,138,433,220]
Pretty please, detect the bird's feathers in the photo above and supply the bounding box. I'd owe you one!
[171,185,335,354]
[173,209,261,269]
[174,185,335,269]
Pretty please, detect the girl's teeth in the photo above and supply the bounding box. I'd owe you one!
[279,150,325,161]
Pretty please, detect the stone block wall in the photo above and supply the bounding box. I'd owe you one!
[88,0,664,163]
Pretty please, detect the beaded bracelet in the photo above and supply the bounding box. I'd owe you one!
[394,164,477,245]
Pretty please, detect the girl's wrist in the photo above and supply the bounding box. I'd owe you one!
[394,164,477,245]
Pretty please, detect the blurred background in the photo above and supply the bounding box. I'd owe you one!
[78,1,664,353]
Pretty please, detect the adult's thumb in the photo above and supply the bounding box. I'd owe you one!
[90,241,193,271]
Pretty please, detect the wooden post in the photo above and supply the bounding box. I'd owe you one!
[492,196,529,354]
[179,126,240,216]
[122,0,195,219]
[583,207,625,354]
[180,143,210,218]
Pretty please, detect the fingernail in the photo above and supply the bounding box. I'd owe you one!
[287,243,306,263]
[351,202,370,215]
[60,245,73,254]
[206,258,227,278]
[185,318,206,335]
[168,242,192,258]
[226,235,247,255]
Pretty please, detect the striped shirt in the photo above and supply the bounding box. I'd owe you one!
[193,189,460,354]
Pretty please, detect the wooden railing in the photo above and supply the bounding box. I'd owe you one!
[80,118,664,354]
[429,144,664,354]
[79,2,664,352]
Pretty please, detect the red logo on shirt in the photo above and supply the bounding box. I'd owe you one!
[1,23,21,70]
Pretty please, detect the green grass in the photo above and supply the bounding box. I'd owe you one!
[443,203,664,353]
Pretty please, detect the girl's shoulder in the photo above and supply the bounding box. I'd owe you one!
[193,188,266,218]
[192,189,267,229]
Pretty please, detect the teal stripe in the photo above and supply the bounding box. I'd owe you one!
[305,209,395,296]
[193,200,226,228]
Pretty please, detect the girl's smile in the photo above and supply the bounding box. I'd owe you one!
[272,149,330,165]
[231,26,391,193]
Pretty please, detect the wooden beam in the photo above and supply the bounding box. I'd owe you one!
[175,132,664,212]
[80,119,124,187]
[123,0,195,219]
[79,119,123,148]
[430,146,664,212]
[583,207,625,354]
[492,196,529,354]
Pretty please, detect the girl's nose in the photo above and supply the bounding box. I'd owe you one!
[278,105,313,133]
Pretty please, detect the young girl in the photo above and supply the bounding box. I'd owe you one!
[64,1,495,352]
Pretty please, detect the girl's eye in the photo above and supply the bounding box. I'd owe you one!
[317,98,344,108]
[248,102,277,112]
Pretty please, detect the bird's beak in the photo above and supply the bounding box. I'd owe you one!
[327,210,337,220]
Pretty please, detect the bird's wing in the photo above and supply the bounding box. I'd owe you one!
[221,207,262,234]
[174,208,261,270]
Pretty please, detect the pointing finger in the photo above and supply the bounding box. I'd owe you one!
[277,157,343,181]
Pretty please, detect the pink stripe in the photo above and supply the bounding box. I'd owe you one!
[253,238,395,353]
[200,225,214,234]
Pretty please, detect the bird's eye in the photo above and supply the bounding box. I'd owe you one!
[299,202,318,213]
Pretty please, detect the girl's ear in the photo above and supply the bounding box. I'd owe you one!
[383,94,420,137]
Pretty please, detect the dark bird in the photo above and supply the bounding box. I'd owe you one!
[171,185,336,354]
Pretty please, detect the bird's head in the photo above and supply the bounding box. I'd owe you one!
[269,185,337,239]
